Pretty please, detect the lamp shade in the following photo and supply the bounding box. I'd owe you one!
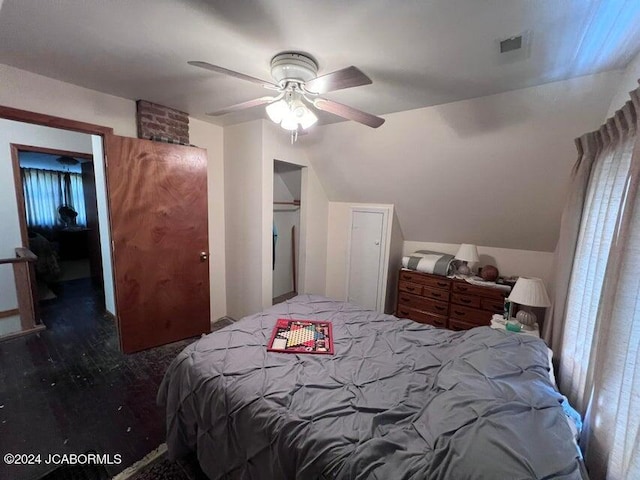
[508,277,551,307]
[455,244,479,263]
[266,100,289,124]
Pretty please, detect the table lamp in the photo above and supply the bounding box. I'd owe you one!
[507,277,551,330]
[455,244,479,276]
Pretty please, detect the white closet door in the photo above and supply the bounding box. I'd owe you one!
[347,210,385,310]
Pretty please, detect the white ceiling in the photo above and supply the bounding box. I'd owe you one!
[0,0,638,127]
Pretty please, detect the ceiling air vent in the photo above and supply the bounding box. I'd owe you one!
[500,35,523,53]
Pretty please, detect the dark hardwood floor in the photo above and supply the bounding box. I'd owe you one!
[0,278,227,480]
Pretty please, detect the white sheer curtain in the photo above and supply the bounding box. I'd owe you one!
[22,168,87,228]
[558,88,640,480]
[559,116,634,413]
[582,94,640,480]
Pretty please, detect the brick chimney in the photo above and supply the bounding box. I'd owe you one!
[136,100,189,144]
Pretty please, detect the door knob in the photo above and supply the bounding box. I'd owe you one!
[200,251,209,262]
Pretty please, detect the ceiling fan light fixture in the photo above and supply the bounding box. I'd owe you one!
[280,115,300,131]
[267,96,317,131]
[298,106,317,130]
[266,99,289,123]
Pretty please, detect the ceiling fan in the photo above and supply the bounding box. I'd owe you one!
[188,52,385,133]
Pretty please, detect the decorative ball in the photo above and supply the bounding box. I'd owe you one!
[481,265,499,282]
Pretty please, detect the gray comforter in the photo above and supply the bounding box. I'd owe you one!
[158,295,583,479]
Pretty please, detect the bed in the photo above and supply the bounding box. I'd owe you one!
[158,295,585,479]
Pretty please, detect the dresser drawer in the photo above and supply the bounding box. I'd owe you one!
[481,297,506,314]
[398,281,423,295]
[399,270,451,290]
[449,305,492,326]
[397,292,449,317]
[396,305,447,328]
[450,293,481,308]
[448,318,479,331]
[451,281,506,300]
[423,285,450,302]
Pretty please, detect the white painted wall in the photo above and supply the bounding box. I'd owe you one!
[221,120,330,320]
[385,210,405,312]
[190,118,226,322]
[224,121,264,320]
[90,135,115,315]
[403,241,554,288]
[0,63,137,137]
[262,122,328,309]
[306,71,620,253]
[0,119,92,333]
[0,63,227,324]
[606,51,640,117]
[325,202,403,313]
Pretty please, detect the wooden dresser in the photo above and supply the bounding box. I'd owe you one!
[395,269,508,330]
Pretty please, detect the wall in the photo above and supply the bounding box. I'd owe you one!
[325,202,404,313]
[306,71,620,253]
[223,121,264,319]
[385,210,405,312]
[89,135,116,314]
[0,63,227,324]
[403,241,554,288]
[606,51,640,117]
[262,122,328,308]
[190,118,226,321]
[0,119,93,334]
[0,64,136,137]
[223,119,330,320]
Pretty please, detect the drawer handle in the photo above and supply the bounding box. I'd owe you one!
[400,296,410,302]
[431,292,442,298]
[401,274,411,280]
[399,309,410,316]
[437,282,448,287]
[433,320,445,327]
[459,298,471,304]
[435,305,445,311]
[454,310,466,316]
[405,286,416,292]
[458,286,468,292]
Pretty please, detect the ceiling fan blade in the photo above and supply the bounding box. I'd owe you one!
[206,96,278,116]
[188,61,278,90]
[313,98,385,128]
[304,66,372,94]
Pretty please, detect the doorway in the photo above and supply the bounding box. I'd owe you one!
[12,144,105,312]
[272,160,302,305]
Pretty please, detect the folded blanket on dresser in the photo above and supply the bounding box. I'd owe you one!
[401,250,456,276]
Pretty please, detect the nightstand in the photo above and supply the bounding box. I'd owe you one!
[490,314,540,338]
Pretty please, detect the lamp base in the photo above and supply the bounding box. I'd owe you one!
[457,261,471,276]
[515,309,537,330]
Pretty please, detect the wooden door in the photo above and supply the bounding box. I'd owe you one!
[106,135,210,353]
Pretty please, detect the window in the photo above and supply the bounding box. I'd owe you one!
[558,103,639,478]
[21,168,87,228]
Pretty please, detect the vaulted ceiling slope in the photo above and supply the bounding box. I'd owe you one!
[305,71,622,252]
[0,0,638,127]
